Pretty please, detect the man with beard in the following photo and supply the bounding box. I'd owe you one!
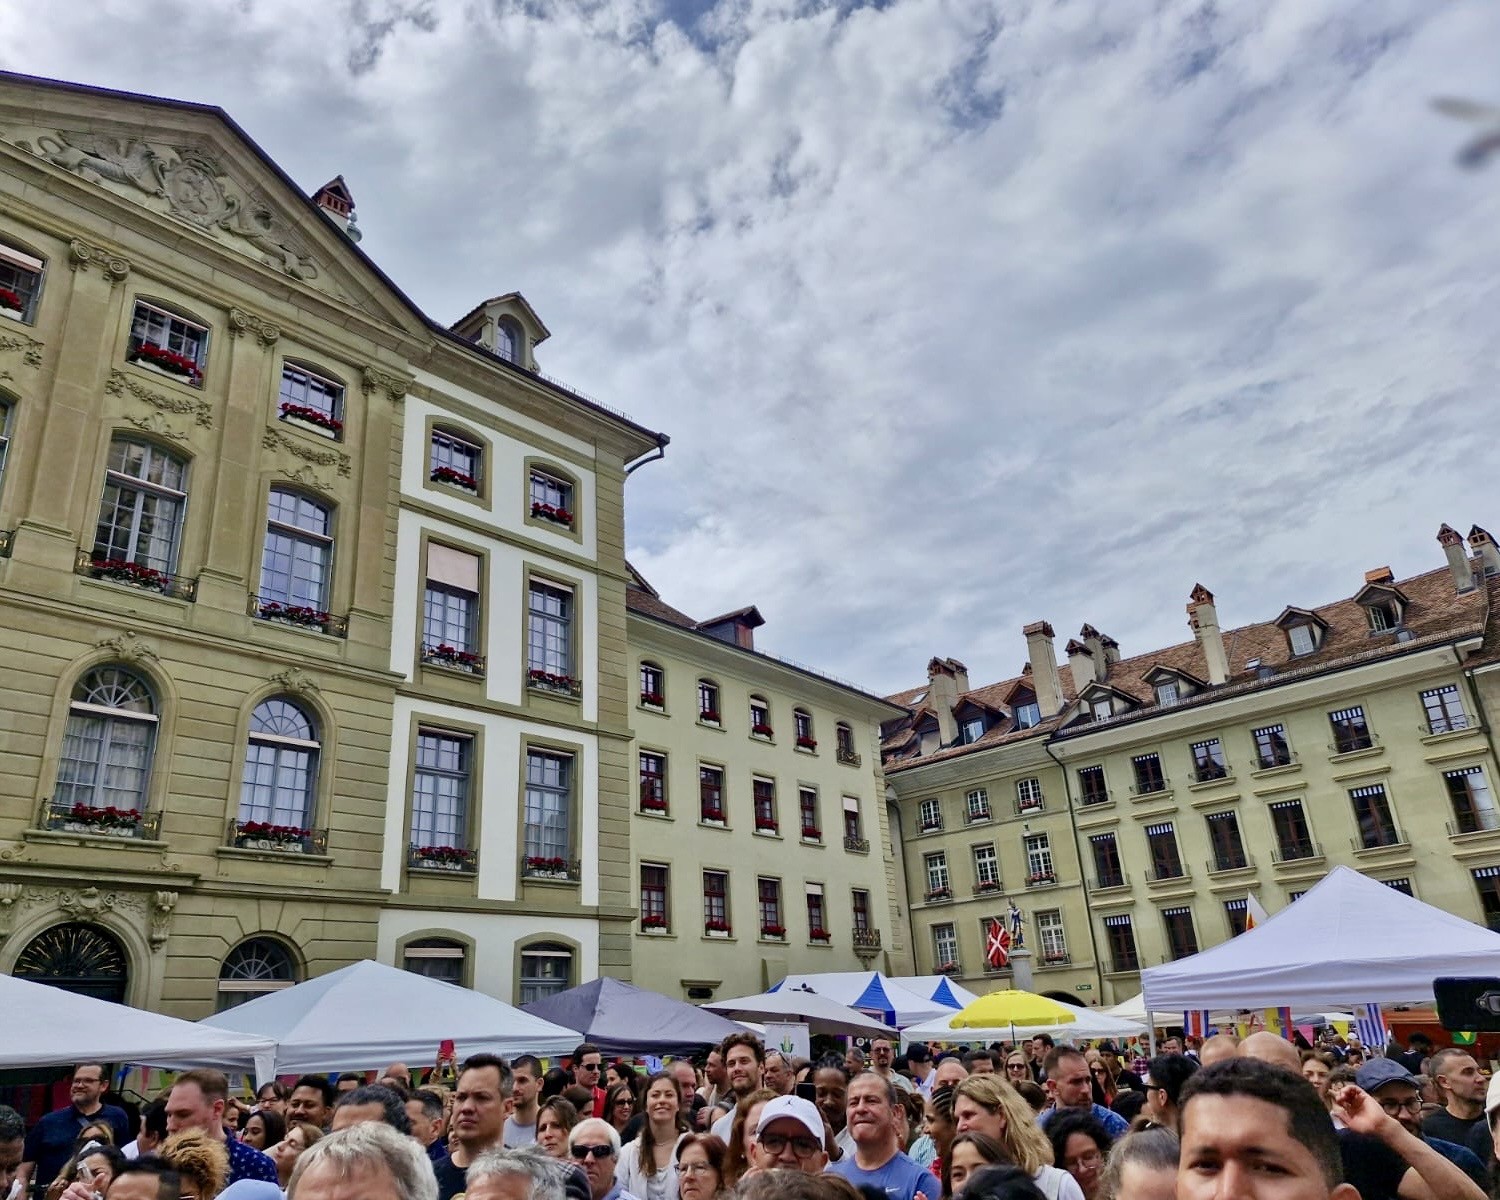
[709,1034,764,1142]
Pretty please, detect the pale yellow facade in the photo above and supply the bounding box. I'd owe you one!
[626,604,913,999]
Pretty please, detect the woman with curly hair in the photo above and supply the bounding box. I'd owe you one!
[951,1075,1081,1200]
[160,1129,229,1199]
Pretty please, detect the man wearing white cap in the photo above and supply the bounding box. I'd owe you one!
[749,1096,829,1175]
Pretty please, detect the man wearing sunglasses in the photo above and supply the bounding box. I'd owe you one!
[566,1119,636,1200]
[749,1096,828,1175]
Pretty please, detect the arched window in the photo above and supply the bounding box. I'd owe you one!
[403,937,467,986]
[92,438,188,575]
[494,319,520,363]
[518,941,572,1004]
[56,667,157,813]
[259,488,333,612]
[15,922,128,1003]
[218,937,299,1010]
[697,679,720,724]
[749,694,772,737]
[239,698,319,828]
[793,707,815,749]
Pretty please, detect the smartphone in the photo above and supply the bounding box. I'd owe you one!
[439,1038,456,1059]
[795,1082,817,1103]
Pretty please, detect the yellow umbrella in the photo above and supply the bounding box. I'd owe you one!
[948,988,1079,1030]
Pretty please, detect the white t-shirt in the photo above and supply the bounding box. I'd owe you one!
[1033,1165,1085,1200]
[503,1116,537,1148]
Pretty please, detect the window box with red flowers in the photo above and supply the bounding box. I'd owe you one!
[641,913,669,933]
[639,795,668,815]
[422,644,485,674]
[974,880,1002,895]
[408,844,478,872]
[431,465,479,491]
[795,735,818,751]
[57,803,143,838]
[279,401,343,438]
[640,691,665,708]
[522,855,580,882]
[528,669,581,697]
[1026,871,1057,887]
[800,826,822,843]
[88,556,169,594]
[918,818,944,833]
[760,924,787,940]
[530,500,574,526]
[700,807,727,826]
[699,708,721,725]
[705,918,732,938]
[924,886,952,903]
[257,599,332,630]
[234,820,315,853]
[129,341,202,385]
[808,927,831,943]
[754,816,780,835]
[0,286,24,318]
[751,723,775,739]
[937,961,962,976]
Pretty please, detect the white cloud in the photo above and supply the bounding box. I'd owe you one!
[6,0,1498,695]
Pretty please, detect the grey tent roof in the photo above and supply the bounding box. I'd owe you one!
[519,977,744,1056]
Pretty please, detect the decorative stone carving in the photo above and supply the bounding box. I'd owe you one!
[0,330,43,369]
[149,891,178,950]
[55,886,146,921]
[278,464,331,493]
[269,667,321,696]
[94,630,159,665]
[125,412,190,444]
[229,307,282,345]
[263,427,351,477]
[0,882,23,941]
[17,132,324,283]
[362,366,411,403]
[106,370,214,427]
[67,238,131,283]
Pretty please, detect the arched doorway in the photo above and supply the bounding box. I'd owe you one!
[1040,989,1080,1006]
[14,922,129,1002]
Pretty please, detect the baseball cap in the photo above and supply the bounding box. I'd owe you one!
[755,1095,825,1144]
[1355,1058,1420,1094]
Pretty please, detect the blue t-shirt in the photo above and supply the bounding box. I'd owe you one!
[826,1150,937,1200]
[1040,1103,1129,1139]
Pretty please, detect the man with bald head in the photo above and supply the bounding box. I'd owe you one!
[1240,1030,1303,1072]
[1199,1033,1239,1067]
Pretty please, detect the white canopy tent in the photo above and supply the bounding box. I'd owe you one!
[900,998,1145,1048]
[1105,992,1355,1031]
[772,972,953,1027]
[894,974,983,1010]
[0,973,276,1078]
[1142,866,1500,1012]
[200,960,579,1073]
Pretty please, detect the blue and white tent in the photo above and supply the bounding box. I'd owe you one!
[896,974,983,1011]
[772,971,952,1028]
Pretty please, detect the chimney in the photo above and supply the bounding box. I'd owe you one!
[1023,621,1066,715]
[312,176,362,242]
[1079,625,1110,681]
[943,657,971,694]
[1187,583,1229,686]
[1066,638,1095,695]
[696,606,765,650]
[1439,524,1473,591]
[1467,525,1500,579]
[926,657,961,745]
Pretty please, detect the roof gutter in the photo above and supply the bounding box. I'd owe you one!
[626,433,670,476]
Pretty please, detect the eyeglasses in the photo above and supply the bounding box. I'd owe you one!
[1066,1152,1104,1171]
[1091,1068,1108,1077]
[571,1145,615,1161]
[758,1132,823,1157]
[1006,1063,1028,1071]
[1378,1097,1423,1116]
[578,1063,601,1073]
[680,1163,717,1176]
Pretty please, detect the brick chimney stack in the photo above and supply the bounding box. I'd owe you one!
[1022,622,1066,715]
[1187,583,1229,686]
[926,657,961,745]
[1467,526,1500,579]
[1438,524,1472,591]
[1079,625,1111,681]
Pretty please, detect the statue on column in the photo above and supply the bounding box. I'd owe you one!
[1009,901,1025,948]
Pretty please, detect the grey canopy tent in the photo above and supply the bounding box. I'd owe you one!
[520,976,745,1055]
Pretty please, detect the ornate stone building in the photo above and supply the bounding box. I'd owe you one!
[0,72,663,1013]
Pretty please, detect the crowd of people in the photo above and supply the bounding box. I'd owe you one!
[1,1028,1496,1200]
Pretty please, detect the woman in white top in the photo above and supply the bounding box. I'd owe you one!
[950,1075,1085,1200]
[616,1072,689,1200]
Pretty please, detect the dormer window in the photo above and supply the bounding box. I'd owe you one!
[495,318,520,363]
[1287,623,1317,656]
[1091,697,1113,721]
[1009,687,1041,729]
[960,716,985,745]
[1155,680,1180,707]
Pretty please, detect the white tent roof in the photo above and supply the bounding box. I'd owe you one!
[705,986,899,1037]
[1102,993,1186,1028]
[901,997,1144,1047]
[200,960,579,1071]
[0,974,276,1077]
[1142,866,1500,1011]
[894,975,983,1009]
[773,972,953,1026]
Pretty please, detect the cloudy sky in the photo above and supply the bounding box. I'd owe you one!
[8,0,1498,695]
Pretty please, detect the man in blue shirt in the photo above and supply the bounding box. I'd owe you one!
[825,1073,936,1200]
[164,1069,278,1186]
[17,1064,130,1198]
[1038,1048,1130,1139]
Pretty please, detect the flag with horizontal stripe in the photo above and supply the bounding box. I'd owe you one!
[1354,1003,1385,1050]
